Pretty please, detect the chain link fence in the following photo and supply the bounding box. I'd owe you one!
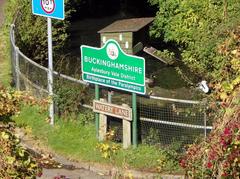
[10,24,212,148]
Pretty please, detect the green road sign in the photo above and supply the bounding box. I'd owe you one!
[81,39,146,94]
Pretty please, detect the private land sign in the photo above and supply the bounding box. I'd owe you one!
[81,40,146,94]
[93,100,132,121]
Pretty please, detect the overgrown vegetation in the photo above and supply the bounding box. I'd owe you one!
[0,125,42,178]
[0,85,42,178]
[180,92,240,178]
[0,86,21,119]
[149,0,240,177]
[149,0,240,84]
[54,79,93,118]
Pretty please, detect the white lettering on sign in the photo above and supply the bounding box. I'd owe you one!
[93,100,132,121]
[84,56,143,74]
[41,0,55,14]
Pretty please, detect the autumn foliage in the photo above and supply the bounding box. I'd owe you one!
[0,85,21,118]
[180,104,240,178]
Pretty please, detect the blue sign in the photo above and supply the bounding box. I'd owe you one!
[32,0,64,20]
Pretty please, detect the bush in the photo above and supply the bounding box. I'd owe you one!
[0,85,21,119]
[149,0,240,81]
[54,79,93,118]
[180,109,240,178]
[0,125,42,178]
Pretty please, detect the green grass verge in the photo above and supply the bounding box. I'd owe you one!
[0,0,19,86]
[0,22,11,86]
[0,17,11,86]
[13,105,182,173]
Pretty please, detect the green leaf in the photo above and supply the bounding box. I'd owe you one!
[6,156,16,165]
[1,132,10,140]
[221,82,234,92]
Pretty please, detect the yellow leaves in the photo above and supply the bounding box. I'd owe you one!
[232,76,240,86]
[105,129,116,141]
[103,152,109,159]
[230,58,240,71]
[0,87,21,117]
[13,91,22,99]
[219,92,228,101]
[1,132,10,140]
[156,158,167,172]
[127,172,133,179]
[231,49,240,58]
[0,86,49,118]
[24,126,32,135]
[0,125,42,178]
[96,129,120,159]
[5,156,16,165]
[97,143,111,158]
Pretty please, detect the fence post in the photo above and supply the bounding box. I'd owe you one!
[204,110,207,139]
[10,24,16,87]
[15,47,20,90]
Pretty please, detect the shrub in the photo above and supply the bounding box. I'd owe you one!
[0,84,51,119]
[0,85,21,119]
[0,125,42,178]
[54,79,93,118]
[149,0,240,81]
[180,110,240,178]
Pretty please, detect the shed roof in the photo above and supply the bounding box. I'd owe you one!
[98,17,154,33]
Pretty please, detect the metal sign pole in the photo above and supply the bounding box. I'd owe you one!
[47,17,54,125]
[132,92,137,147]
[95,84,100,138]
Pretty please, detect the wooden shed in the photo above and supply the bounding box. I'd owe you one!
[98,17,154,55]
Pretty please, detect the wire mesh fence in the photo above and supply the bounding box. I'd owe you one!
[10,23,213,148]
[138,96,211,147]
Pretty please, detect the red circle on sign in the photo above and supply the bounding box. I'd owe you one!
[41,0,56,14]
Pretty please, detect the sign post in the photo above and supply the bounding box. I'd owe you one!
[132,93,137,147]
[81,40,145,146]
[47,17,54,125]
[95,84,100,138]
[32,0,65,125]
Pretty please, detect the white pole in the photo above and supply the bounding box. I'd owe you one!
[47,17,54,125]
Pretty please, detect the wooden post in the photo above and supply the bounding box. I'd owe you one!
[99,99,107,141]
[93,99,132,148]
[122,104,131,149]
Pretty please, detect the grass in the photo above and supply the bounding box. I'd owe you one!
[0,0,19,87]
[0,18,11,86]
[13,104,182,173]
